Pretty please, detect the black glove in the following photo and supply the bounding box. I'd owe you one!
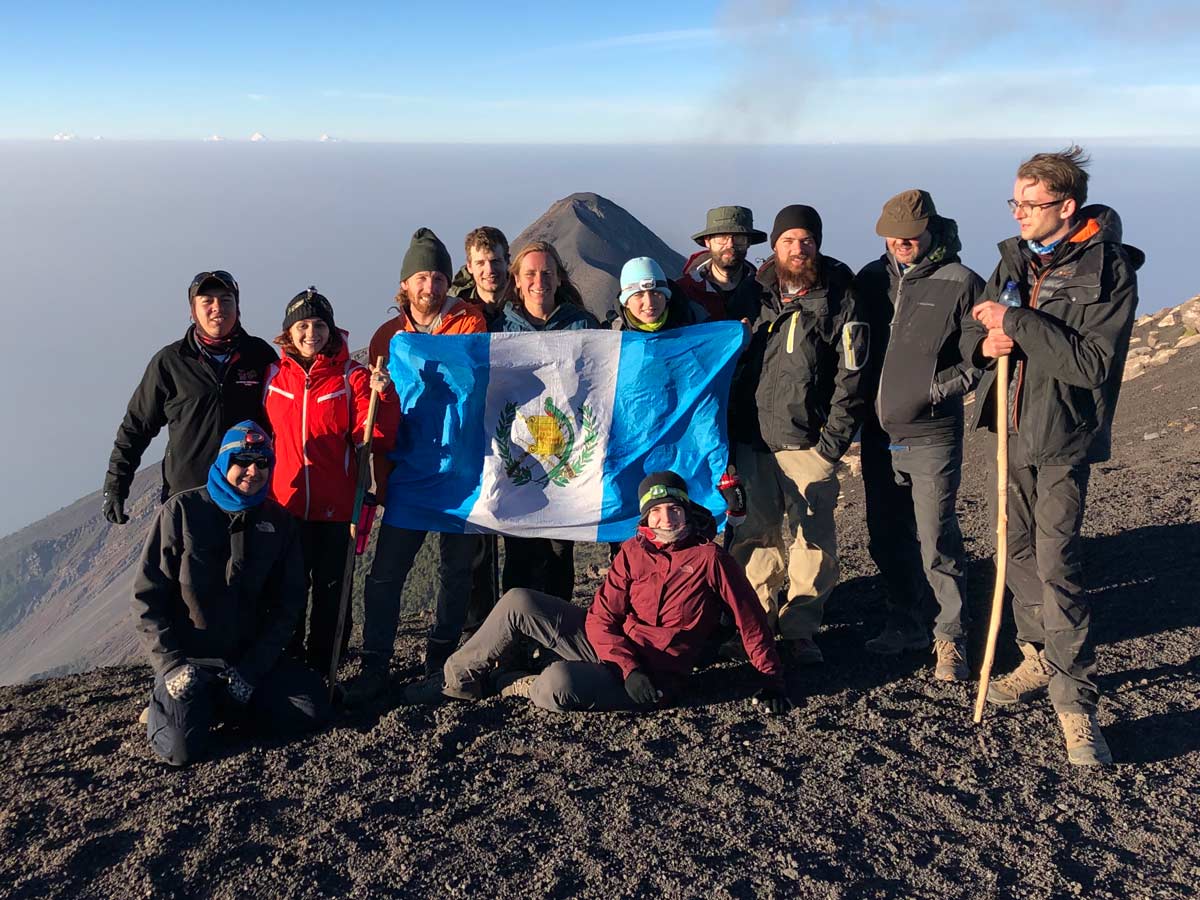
[624,669,660,706]
[102,491,128,525]
[221,667,255,705]
[751,685,792,715]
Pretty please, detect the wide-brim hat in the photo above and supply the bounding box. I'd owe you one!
[691,205,768,246]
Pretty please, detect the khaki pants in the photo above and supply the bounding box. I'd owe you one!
[729,443,840,640]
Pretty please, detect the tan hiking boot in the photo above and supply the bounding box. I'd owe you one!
[985,643,1050,705]
[138,705,150,726]
[933,639,969,682]
[1058,712,1113,766]
[495,671,537,699]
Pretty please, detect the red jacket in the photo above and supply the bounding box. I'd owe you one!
[367,297,488,367]
[585,525,783,691]
[263,335,399,522]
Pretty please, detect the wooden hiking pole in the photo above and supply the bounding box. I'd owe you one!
[974,353,1011,723]
[328,357,385,702]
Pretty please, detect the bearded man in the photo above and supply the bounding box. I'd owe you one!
[727,205,870,665]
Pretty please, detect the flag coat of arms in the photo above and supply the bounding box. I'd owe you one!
[381,321,747,542]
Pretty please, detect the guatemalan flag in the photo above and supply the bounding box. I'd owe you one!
[381,321,747,542]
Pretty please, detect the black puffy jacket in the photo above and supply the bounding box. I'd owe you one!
[104,327,277,502]
[856,217,984,445]
[961,205,1143,466]
[131,487,304,682]
[733,255,870,460]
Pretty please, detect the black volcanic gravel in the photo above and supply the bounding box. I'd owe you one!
[2,349,1198,899]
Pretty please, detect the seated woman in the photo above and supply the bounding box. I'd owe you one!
[405,471,790,715]
[610,257,708,332]
[132,421,330,766]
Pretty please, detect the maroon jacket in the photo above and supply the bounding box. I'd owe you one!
[585,523,783,691]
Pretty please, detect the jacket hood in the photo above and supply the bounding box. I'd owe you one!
[757,254,853,294]
[500,297,595,331]
[1078,204,1146,270]
[882,215,963,275]
[449,264,474,296]
[683,249,759,281]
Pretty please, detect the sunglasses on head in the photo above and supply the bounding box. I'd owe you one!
[190,270,239,297]
[230,453,270,469]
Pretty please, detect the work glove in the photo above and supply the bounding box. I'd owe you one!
[717,467,746,527]
[221,667,255,705]
[102,491,128,525]
[624,669,660,706]
[751,685,793,715]
[164,664,202,702]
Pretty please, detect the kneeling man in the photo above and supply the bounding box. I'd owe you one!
[133,421,330,766]
[407,471,790,714]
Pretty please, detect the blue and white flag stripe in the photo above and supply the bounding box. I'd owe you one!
[381,321,747,542]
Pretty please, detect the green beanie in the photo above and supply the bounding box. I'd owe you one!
[400,227,453,283]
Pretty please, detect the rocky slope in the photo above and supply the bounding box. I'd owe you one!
[2,317,1198,898]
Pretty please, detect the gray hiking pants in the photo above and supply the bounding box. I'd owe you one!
[444,588,636,713]
[1006,452,1096,714]
[862,432,968,641]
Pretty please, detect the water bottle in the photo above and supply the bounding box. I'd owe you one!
[998,280,1021,308]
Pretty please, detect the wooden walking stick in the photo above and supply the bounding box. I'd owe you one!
[328,357,385,702]
[974,353,1011,723]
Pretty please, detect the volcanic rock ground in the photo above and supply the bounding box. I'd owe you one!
[3,348,1198,899]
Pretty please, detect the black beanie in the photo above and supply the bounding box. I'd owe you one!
[637,471,691,520]
[400,227,453,283]
[282,286,336,332]
[769,205,823,250]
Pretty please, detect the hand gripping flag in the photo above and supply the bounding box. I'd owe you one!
[381,321,748,542]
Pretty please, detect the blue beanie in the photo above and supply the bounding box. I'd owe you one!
[207,420,275,512]
[619,257,671,306]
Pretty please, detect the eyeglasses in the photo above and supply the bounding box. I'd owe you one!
[1006,198,1065,215]
[230,453,270,469]
[708,235,750,248]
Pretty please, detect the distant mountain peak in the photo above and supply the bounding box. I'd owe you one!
[512,193,685,322]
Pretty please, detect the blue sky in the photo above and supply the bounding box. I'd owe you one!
[3,0,1200,142]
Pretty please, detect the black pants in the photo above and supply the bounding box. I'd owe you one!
[502,537,576,603]
[145,658,329,767]
[289,521,352,674]
[361,525,479,658]
[464,534,500,636]
[1006,451,1096,713]
[862,431,968,640]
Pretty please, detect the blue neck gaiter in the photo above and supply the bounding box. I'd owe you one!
[206,420,274,513]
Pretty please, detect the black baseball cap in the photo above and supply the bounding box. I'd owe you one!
[188,270,240,303]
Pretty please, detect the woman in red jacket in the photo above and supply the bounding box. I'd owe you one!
[264,287,399,676]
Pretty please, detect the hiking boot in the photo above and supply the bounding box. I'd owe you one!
[138,705,150,726]
[402,672,449,705]
[933,639,969,682]
[865,622,931,655]
[986,643,1051,706]
[423,640,455,677]
[782,636,823,666]
[495,671,538,700]
[1058,712,1113,766]
[342,653,391,707]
